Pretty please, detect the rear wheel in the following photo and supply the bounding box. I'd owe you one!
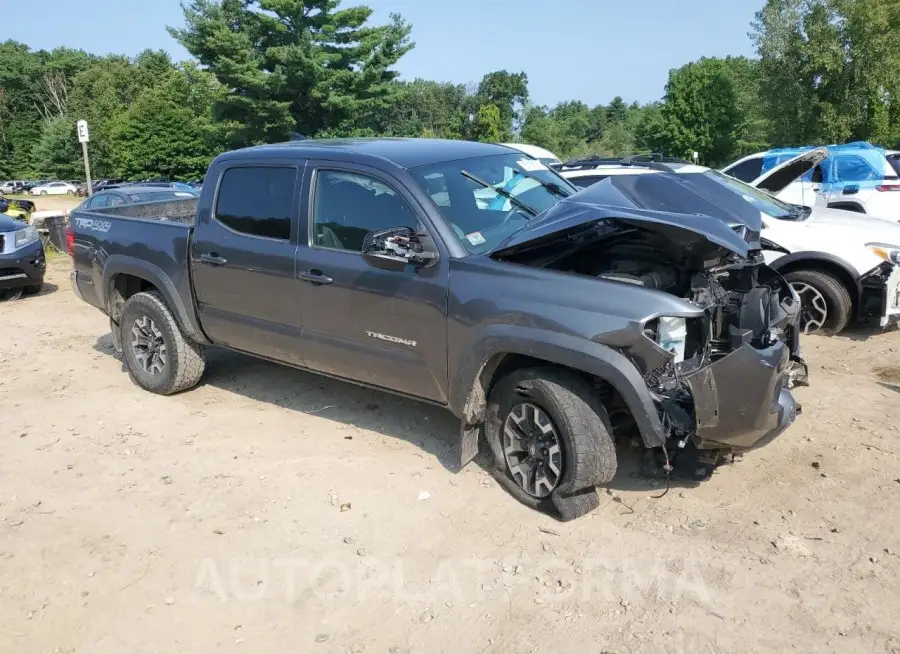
[783,269,853,335]
[120,291,206,395]
[484,367,617,520]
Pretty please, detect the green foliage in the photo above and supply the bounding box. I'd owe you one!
[3,0,900,180]
[474,71,529,139]
[643,57,744,166]
[752,0,900,147]
[169,0,414,144]
[471,104,504,143]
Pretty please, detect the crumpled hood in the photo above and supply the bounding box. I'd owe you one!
[0,213,25,233]
[494,197,752,259]
[495,170,767,258]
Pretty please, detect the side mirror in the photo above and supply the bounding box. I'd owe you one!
[362,227,438,268]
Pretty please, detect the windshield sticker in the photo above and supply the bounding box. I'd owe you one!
[518,159,548,172]
[466,231,486,246]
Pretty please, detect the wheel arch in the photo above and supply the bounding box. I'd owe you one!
[451,326,667,467]
[768,251,861,314]
[103,256,207,343]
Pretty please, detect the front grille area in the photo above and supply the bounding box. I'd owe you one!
[0,234,5,253]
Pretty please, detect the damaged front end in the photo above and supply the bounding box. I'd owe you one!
[493,199,809,481]
[642,250,808,476]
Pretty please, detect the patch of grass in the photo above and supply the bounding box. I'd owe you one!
[874,365,900,384]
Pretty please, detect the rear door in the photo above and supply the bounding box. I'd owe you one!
[190,162,306,365]
[294,162,450,402]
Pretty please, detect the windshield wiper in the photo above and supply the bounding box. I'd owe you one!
[460,169,540,217]
[508,169,571,198]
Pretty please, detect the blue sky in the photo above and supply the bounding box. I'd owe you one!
[1,0,764,106]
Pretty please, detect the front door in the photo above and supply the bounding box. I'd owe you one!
[294,165,450,403]
[190,164,306,365]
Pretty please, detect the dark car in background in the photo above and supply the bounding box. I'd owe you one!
[0,213,45,300]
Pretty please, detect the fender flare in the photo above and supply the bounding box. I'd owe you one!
[103,255,207,342]
[766,251,862,304]
[450,325,667,450]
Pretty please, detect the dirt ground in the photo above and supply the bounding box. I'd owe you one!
[2,259,900,654]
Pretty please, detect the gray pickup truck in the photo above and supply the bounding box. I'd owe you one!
[69,138,807,520]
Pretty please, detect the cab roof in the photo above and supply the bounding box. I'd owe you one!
[217,138,517,170]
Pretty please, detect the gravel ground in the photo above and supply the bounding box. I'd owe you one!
[2,259,900,654]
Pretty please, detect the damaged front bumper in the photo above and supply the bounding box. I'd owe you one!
[860,262,900,327]
[647,263,808,456]
[681,341,803,451]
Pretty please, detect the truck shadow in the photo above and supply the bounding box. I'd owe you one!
[93,335,702,495]
[94,335,462,472]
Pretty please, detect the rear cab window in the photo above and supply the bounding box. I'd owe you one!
[214,166,297,240]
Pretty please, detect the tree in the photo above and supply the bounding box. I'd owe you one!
[471,104,504,143]
[474,70,528,139]
[751,0,900,147]
[643,57,744,166]
[109,70,224,180]
[169,0,414,144]
[373,79,469,139]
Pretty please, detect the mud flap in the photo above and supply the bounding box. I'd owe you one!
[458,423,480,470]
[110,317,123,354]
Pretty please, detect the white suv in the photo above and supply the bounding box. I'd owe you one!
[723,143,900,219]
[554,152,900,335]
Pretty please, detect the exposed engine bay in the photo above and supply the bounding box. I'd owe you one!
[512,222,809,480]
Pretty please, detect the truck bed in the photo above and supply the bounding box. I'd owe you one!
[70,199,197,315]
[88,197,198,225]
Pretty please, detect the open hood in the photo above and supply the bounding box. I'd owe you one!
[750,147,829,194]
[493,198,752,260]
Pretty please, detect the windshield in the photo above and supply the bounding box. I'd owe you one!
[703,169,799,219]
[409,153,577,254]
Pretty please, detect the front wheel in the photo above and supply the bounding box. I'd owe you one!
[783,269,853,335]
[484,367,617,521]
[120,291,206,395]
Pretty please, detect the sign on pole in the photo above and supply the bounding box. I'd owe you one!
[77,119,93,195]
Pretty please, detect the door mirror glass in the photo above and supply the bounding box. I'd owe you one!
[362,226,438,267]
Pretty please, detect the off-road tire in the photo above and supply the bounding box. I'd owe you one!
[783,269,853,335]
[120,291,206,395]
[484,367,617,521]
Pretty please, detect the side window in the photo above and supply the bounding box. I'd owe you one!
[835,155,881,182]
[312,170,417,253]
[90,194,111,209]
[108,194,127,207]
[725,157,764,183]
[215,166,296,240]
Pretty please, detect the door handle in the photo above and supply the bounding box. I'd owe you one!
[200,253,228,266]
[297,269,333,285]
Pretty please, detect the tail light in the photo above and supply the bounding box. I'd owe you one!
[876,184,900,192]
[65,223,75,256]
